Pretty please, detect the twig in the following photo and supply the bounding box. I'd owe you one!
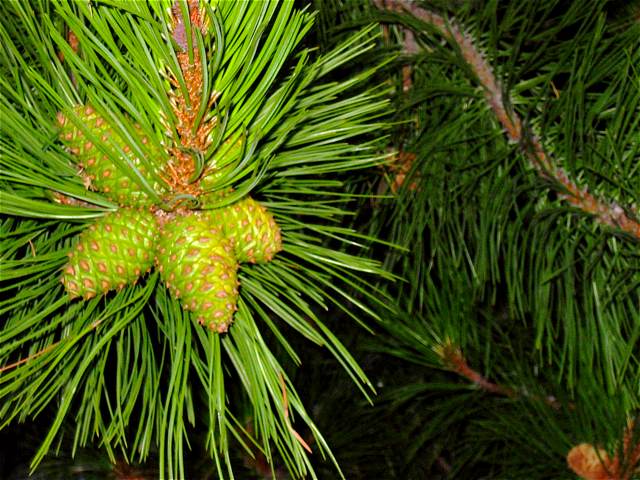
[0,316,105,374]
[0,342,58,373]
[279,372,312,454]
[167,0,218,194]
[436,341,565,410]
[375,0,640,240]
[436,342,516,397]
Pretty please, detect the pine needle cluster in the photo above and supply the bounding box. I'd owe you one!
[0,1,394,478]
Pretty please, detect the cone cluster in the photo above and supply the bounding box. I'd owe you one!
[57,3,281,333]
[153,200,282,332]
[61,197,282,332]
[212,197,282,263]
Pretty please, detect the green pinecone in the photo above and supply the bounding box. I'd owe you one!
[156,212,239,333]
[221,197,283,263]
[62,208,159,299]
[57,105,164,206]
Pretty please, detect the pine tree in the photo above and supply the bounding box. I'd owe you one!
[312,0,640,478]
[0,1,394,478]
[2,1,640,479]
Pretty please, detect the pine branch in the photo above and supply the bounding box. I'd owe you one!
[375,0,640,241]
[166,0,218,193]
[310,2,639,478]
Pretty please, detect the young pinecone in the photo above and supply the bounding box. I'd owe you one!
[62,208,158,299]
[219,197,283,263]
[156,212,239,333]
[57,105,164,206]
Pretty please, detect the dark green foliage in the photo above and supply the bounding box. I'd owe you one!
[310,0,639,478]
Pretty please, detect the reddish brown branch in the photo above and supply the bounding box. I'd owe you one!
[376,0,640,240]
[166,0,218,195]
[436,342,565,410]
[436,340,638,479]
[437,342,516,397]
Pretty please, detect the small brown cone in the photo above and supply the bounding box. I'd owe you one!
[567,443,614,480]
